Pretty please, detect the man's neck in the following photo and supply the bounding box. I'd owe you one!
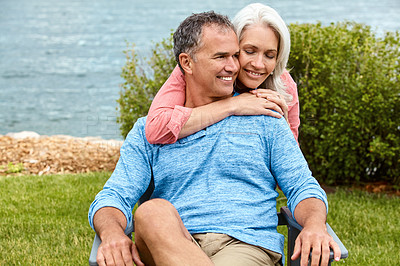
[234,79,252,94]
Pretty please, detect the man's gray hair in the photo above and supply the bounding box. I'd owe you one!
[173,11,234,71]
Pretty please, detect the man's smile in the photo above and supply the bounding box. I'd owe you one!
[217,76,234,81]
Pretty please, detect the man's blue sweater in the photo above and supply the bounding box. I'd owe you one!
[88,114,327,259]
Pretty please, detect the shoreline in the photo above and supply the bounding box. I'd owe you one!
[2,131,123,145]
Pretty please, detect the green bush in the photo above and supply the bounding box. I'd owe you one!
[288,22,400,186]
[117,22,400,186]
[117,33,176,138]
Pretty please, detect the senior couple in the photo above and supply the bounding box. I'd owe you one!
[89,3,341,266]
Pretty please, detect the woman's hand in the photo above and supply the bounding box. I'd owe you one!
[250,89,289,123]
[231,91,288,121]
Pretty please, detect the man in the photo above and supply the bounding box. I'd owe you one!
[89,11,340,266]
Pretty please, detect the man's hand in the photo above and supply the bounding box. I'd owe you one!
[93,207,145,266]
[291,223,341,266]
[292,198,341,266]
[97,231,144,266]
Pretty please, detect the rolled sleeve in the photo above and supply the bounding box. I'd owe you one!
[286,180,328,218]
[165,105,192,138]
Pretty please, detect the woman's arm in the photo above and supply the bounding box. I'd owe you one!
[145,65,191,144]
[179,92,285,139]
[146,65,252,144]
[145,66,296,144]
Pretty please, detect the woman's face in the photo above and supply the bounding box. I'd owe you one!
[237,24,279,89]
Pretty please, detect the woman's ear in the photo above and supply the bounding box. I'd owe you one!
[179,53,193,74]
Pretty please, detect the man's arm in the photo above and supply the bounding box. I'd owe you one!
[292,198,341,266]
[93,207,144,266]
[88,118,152,265]
[267,118,339,266]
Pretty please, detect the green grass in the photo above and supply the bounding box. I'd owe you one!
[0,172,109,265]
[1,172,399,265]
[326,189,400,265]
[276,188,400,265]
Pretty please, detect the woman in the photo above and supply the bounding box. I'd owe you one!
[145,3,300,144]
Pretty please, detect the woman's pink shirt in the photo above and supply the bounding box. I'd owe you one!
[145,65,300,144]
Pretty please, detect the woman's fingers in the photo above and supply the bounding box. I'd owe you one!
[264,100,284,116]
[251,89,288,115]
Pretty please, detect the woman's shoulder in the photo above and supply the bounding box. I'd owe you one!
[281,70,297,92]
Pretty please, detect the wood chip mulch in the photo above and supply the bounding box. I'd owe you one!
[0,134,122,176]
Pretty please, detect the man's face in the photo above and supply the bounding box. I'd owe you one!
[190,25,240,100]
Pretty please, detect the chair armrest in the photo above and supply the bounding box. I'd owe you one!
[326,223,349,259]
[88,220,135,266]
[279,206,348,265]
[89,233,101,266]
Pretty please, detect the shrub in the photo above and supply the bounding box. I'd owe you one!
[288,22,400,186]
[117,22,400,186]
[117,33,176,138]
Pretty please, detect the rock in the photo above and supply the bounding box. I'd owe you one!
[6,131,41,139]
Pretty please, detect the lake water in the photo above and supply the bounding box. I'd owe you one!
[1,0,399,140]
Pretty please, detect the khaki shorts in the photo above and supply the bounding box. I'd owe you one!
[191,233,282,266]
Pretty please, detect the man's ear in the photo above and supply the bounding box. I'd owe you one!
[179,53,193,74]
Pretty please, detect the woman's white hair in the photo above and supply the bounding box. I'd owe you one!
[232,3,292,102]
